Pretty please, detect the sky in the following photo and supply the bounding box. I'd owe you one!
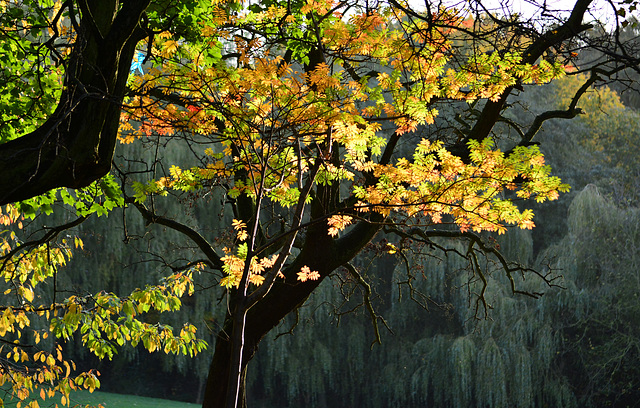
[413,0,620,27]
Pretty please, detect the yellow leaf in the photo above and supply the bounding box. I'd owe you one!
[23,287,34,303]
[162,40,179,57]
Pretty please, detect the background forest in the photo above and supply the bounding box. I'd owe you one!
[41,29,640,407]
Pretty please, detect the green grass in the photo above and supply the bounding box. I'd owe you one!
[2,390,200,408]
[69,390,200,408]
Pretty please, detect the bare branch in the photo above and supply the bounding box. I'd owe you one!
[127,198,224,269]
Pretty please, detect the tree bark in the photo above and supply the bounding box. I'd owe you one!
[203,316,250,408]
[0,0,149,205]
[201,277,328,408]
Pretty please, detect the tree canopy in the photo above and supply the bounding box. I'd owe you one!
[0,0,638,407]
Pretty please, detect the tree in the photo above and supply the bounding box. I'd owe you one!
[541,185,640,407]
[0,0,638,407]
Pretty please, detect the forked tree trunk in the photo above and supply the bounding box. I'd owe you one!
[201,197,383,407]
[201,265,326,407]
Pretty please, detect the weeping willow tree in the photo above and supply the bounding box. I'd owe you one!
[539,185,640,407]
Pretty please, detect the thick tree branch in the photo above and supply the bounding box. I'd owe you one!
[0,1,150,205]
[457,0,595,150]
[516,64,633,148]
[127,198,224,269]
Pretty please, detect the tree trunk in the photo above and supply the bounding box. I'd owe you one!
[201,216,383,407]
[202,313,251,408]
[202,277,317,407]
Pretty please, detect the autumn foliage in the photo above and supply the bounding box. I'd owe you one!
[121,1,568,285]
[0,0,581,406]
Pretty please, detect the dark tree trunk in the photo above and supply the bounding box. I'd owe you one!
[201,212,383,408]
[202,319,250,408]
[201,273,325,408]
[201,284,324,408]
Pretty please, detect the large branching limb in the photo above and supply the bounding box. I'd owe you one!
[458,0,595,148]
[0,1,149,205]
[385,226,561,298]
[126,198,223,269]
[343,262,392,349]
[520,108,584,144]
[517,64,633,147]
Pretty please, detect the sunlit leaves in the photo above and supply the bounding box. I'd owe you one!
[0,0,66,143]
[120,1,567,217]
[16,175,124,219]
[441,52,565,102]
[0,201,204,405]
[296,265,320,282]
[220,244,279,288]
[0,216,71,296]
[327,215,353,237]
[132,165,203,202]
[356,139,569,233]
[0,341,101,408]
[117,1,570,292]
[232,219,248,241]
[50,271,206,360]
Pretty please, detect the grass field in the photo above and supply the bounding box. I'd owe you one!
[2,390,200,408]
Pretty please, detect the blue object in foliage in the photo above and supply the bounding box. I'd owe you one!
[131,51,145,75]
